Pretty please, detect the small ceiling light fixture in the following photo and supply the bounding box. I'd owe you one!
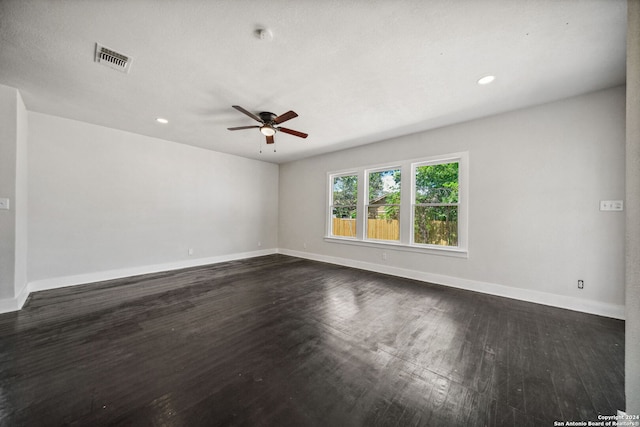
[254,28,273,42]
[156,117,169,124]
[477,75,496,85]
[260,125,276,136]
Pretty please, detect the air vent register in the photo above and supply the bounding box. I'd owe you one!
[94,43,132,73]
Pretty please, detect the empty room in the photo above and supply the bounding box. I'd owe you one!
[1,1,639,426]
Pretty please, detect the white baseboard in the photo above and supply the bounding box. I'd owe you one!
[0,247,625,320]
[0,294,20,313]
[0,248,277,314]
[0,282,29,313]
[15,282,30,308]
[277,248,626,320]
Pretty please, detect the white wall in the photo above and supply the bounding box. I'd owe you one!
[279,87,626,318]
[27,112,279,284]
[0,84,28,301]
[625,0,640,414]
[0,85,17,299]
[15,89,28,298]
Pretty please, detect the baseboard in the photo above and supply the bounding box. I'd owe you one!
[0,248,277,314]
[15,282,30,308]
[0,282,29,314]
[1,247,625,320]
[277,248,626,320]
[0,294,20,313]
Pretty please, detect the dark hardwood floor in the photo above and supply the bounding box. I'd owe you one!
[0,255,625,426]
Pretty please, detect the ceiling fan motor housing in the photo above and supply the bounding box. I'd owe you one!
[259,112,277,124]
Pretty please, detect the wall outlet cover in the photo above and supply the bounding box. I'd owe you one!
[600,200,623,211]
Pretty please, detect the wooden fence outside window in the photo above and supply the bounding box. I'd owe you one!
[332,218,456,246]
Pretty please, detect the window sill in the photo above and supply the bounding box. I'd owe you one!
[323,237,468,258]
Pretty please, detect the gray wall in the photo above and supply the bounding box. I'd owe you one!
[626,0,640,415]
[279,87,626,317]
[27,112,279,283]
[0,84,27,300]
[14,86,27,298]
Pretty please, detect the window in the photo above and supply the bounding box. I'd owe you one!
[366,168,401,241]
[413,161,459,247]
[330,174,358,238]
[326,152,467,256]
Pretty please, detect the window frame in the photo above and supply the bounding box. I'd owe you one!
[328,171,360,240]
[410,158,462,249]
[325,152,468,258]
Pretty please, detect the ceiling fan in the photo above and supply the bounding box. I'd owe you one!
[227,105,308,145]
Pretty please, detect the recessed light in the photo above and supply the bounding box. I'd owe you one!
[477,75,496,85]
[156,117,169,124]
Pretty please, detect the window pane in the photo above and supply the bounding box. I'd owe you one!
[369,169,401,205]
[415,162,458,204]
[332,206,357,237]
[367,206,400,241]
[333,175,358,206]
[414,205,458,246]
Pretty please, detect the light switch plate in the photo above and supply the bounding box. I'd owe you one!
[0,198,9,210]
[600,200,623,211]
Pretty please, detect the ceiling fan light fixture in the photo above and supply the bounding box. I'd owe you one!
[260,125,276,136]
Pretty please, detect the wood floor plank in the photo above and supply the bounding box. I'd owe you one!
[0,254,625,426]
[521,313,564,422]
[505,316,526,413]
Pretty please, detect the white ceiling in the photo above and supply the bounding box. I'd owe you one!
[0,0,627,164]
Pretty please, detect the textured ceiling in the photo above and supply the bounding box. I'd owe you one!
[0,0,627,163]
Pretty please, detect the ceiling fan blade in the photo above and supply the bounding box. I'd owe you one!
[232,105,262,123]
[274,110,298,124]
[266,135,275,144]
[227,125,260,131]
[278,127,308,139]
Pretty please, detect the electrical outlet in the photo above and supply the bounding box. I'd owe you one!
[382,252,387,261]
[0,198,9,210]
[578,280,584,289]
[258,241,262,247]
[188,248,194,256]
[303,242,307,249]
[600,200,623,211]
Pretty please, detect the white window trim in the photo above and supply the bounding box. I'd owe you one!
[410,155,467,250]
[326,152,469,257]
[323,236,468,258]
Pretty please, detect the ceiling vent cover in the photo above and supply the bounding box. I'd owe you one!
[95,43,132,73]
